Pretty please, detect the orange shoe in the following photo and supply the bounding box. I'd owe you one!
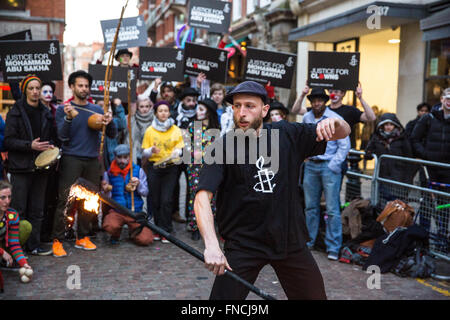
[75,237,97,251]
[52,239,67,258]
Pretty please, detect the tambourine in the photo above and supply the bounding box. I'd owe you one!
[35,147,61,170]
[153,156,182,169]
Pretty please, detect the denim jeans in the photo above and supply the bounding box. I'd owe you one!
[304,161,342,255]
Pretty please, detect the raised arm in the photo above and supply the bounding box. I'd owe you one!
[356,82,376,122]
[291,84,310,115]
[194,190,231,276]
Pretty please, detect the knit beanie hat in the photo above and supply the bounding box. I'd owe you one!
[20,74,42,95]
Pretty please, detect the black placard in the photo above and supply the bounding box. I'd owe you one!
[243,47,297,89]
[0,29,32,41]
[308,51,360,90]
[0,40,62,81]
[188,0,232,34]
[88,64,137,103]
[139,47,185,82]
[183,42,228,83]
[101,15,147,50]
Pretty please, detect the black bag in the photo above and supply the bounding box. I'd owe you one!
[392,243,436,278]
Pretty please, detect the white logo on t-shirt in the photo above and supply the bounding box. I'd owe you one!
[253,156,276,193]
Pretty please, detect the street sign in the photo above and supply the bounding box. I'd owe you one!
[0,40,62,81]
[101,15,147,51]
[243,47,297,89]
[308,51,360,90]
[188,0,232,34]
[139,47,185,82]
[183,42,228,83]
[88,64,137,102]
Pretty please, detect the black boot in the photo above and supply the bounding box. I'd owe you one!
[191,230,200,241]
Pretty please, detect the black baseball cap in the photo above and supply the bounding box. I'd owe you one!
[115,49,133,61]
[225,81,268,105]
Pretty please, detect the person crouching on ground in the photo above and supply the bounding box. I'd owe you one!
[0,180,33,291]
[101,144,153,246]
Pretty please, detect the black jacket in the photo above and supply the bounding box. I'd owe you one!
[410,109,450,163]
[366,113,414,183]
[4,98,57,173]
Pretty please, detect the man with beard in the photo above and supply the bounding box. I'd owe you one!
[4,74,57,256]
[51,70,117,258]
[173,87,200,129]
[194,81,350,299]
[302,88,350,261]
[101,144,153,246]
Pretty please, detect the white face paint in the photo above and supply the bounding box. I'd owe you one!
[41,85,53,102]
[197,104,207,120]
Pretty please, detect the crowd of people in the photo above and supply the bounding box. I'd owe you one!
[0,40,448,298]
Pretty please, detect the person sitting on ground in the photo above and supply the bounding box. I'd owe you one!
[0,180,33,271]
[101,144,153,246]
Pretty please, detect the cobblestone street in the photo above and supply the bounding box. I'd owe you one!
[1,220,448,300]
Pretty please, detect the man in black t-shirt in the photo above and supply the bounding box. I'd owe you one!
[328,83,376,148]
[194,81,350,300]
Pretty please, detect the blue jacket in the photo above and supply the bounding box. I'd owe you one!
[108,163,144,212]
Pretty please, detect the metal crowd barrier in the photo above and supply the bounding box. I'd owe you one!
[342,151,450,262]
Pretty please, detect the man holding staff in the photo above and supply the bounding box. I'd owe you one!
[51,70,117,258]
[194,81,350,299]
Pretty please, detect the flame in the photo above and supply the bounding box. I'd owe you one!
[69,185,100,214]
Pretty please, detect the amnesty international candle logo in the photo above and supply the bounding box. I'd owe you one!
[48,43,57,55]
[349,54,358,67]
[253,156,276,193]
[176,51,183,61]
[285,57,294,67]
[223,3,230,13]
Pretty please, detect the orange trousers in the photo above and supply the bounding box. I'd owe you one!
[102,210,153,246]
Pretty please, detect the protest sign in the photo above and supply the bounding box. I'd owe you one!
[184,42,228,83]
[308,51,360,90]
[243,47,296,89]
[139,47,184,82]
[88,64,137,102]
[101,15,147,50]
[188,0,231,34]
[0,40,62,81]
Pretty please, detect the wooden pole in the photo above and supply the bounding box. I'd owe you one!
[99,0,129,160]
[127,70,135,212]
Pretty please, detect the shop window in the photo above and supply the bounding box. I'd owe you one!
[425,37,450,107]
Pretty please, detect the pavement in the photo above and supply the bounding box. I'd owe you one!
[0,219,448,300]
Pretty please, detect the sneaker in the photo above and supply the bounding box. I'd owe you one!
[153,234,161,241]
[75,237,97,251]
[110,237,120,245]
[161,237,170,244]
[52,239,67,258]
[327,253,339,261]
[31,247,53,256]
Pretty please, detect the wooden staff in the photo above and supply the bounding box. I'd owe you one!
[127,70,135,212]
[99,0,129,160]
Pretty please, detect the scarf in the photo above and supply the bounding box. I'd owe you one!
[109,159,131,178]
[379,127,401,149]
[133,111,154,134]
[151,117,175,132]
[176,102,197,127]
